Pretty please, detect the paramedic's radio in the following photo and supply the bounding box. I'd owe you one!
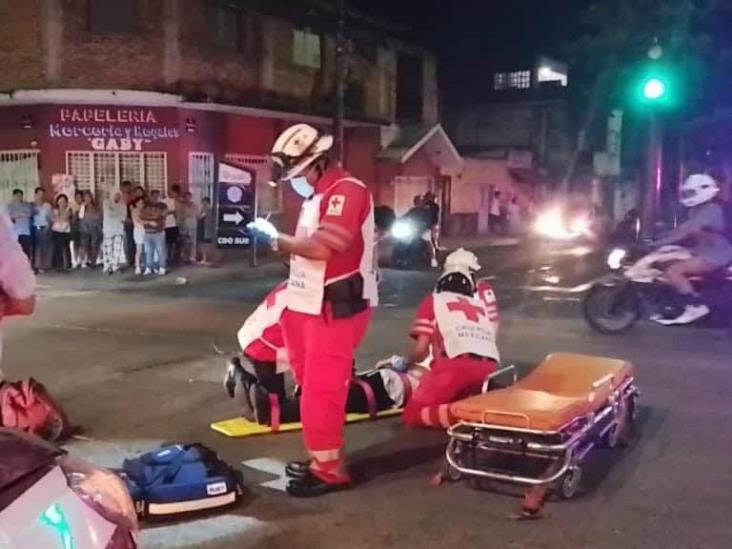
[216,161,255,249]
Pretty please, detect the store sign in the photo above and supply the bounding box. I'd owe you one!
[48,107,180,151]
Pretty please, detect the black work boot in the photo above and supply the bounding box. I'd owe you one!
[285,470,351,498]
[223,356,257,420]
[285,460,311,478]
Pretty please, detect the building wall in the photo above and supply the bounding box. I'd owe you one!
[0,0,45,90]
[60,0,166,90]
[446,101,573,178]
[0,0,429,126]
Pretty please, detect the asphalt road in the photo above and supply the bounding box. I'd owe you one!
[4,241,732,548]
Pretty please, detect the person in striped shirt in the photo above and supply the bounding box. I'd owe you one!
[403,248,500,429]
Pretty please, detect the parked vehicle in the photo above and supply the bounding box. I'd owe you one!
[0,428,138,549]
[390,216,433,269]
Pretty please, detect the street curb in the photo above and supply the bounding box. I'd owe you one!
[35,260,288,293]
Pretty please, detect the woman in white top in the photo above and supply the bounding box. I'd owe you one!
[130,196,146,275]
[102,191,128,274]
[51,194,72,271]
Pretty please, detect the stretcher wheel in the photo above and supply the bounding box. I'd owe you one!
[557,466,582,500]
[445,464,463,482]
[601,424,621,449]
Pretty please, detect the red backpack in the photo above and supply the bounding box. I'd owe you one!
[0,378,72,442]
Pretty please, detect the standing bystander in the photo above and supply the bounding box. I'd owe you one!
[102,191,128,274]
[69,190,84,268]
[31,187,53,273]
[197,197,216,265]
[163,185,181,265]
[178,191,199,263]
[79,191,103,268]
[142,199,167,275]
[7,189,32,258]
[51,194,72,272]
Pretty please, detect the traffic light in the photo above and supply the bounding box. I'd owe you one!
[642,77,666,100]
[632,63,678,108]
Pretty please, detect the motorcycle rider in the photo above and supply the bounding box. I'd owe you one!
[247,123,378,497]
[403,248,500,428]
[653,173,732,325]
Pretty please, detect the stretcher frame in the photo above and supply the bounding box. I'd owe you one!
[445,365,640,499]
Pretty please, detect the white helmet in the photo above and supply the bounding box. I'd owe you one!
[443,248,481,277]
[680,174,719,207]
[269,123,334,184]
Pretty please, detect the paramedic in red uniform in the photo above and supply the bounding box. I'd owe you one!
[0,206,36,381]
[403,248,500,429]
[248,124,378,497]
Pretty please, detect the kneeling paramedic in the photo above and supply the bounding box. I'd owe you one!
[225,282,424,424]
[403,248,500,429]
[247,124,378,497]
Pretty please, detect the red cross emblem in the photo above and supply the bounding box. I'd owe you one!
[447,297,485,323]
[330,196,343,208]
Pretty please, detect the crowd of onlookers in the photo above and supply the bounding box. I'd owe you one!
[4,181,217,277]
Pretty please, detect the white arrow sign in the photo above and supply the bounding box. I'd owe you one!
[242,458,289,492]
[223,211,244,225]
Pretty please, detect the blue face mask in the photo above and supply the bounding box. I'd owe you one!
[290,176,315,199]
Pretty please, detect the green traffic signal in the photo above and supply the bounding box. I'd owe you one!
[643,77,666,100]
[631,63,679,109]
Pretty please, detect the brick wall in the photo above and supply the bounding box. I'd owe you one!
[1,0,431,126]
[60,0,166,90]
[0,0,44,90]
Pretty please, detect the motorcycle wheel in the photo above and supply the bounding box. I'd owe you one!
[582,281,641,334]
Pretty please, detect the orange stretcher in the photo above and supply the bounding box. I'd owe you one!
[444,353,639,499]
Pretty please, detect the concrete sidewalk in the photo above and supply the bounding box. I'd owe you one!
[439,234,521,251]
[34,253,287,293]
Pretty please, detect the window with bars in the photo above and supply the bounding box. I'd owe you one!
[292,29,321,69]
[494,70,531,90]
[0,150,39,205]
[65,151,167,195]
[188,152,215,204]
[224,154,281,214]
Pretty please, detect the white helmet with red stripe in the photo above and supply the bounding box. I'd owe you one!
[436,248,481,295]
[269,123,334,184]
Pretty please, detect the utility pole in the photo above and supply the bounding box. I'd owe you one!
[334,0,347,165]
[641,111,663,238]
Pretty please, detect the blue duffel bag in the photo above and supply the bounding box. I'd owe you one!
[121,443,244,518]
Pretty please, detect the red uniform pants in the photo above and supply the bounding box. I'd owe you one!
[403,356,497,429]
[280,305,372,455]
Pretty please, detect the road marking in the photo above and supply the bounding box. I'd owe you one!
[542,296,581,302]
[141,515,268,548]
[242,458,289,492]
[522,281,594,294]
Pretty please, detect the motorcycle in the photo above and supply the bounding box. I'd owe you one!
[389,217,434,269]
[583,244,732,334]
[0,429,138,548]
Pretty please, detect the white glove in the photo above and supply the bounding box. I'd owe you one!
[247,217,279,240]
[375,355,408,372]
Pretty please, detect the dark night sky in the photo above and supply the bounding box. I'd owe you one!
[348,0,590,104]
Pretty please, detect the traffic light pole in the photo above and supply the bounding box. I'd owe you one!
[641,111,663,238]
[333,0,347,166]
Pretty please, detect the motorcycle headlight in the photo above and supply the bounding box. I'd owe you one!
[569,216,590,235]
[391,220,415,241]
[607,248,627,270]
[534,209,569,239]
